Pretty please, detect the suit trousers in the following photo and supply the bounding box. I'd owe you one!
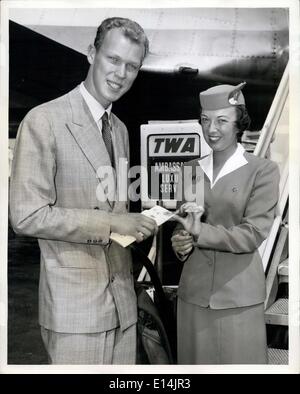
[177,298,268,364]
[41,324,137,364]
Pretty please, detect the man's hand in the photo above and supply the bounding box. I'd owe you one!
[171,229,194,258]
[110,213,158,242]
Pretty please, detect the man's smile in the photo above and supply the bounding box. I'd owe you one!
[107,80,123,91]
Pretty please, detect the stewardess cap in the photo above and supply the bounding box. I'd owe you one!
[200,82,246,110]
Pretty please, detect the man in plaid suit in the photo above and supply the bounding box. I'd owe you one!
[10,17,157,364]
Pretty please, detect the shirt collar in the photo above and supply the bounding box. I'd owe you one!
[198,143,248,188]
[80,82,112,123]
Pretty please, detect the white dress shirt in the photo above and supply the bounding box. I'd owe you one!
[79,82,112,130]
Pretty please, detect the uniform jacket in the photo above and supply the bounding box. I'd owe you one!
[176,144,280,309]
[9,86,137,333]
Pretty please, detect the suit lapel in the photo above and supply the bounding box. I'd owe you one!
[110,115,128,210]
[66,87,115,208]
[66,86,112,172]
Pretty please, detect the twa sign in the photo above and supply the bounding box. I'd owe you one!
[141,122,210,208]
[148,134,200,157]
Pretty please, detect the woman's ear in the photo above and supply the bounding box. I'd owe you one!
[87,44,96,65]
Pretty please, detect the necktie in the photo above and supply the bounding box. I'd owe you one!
[101,111,114,167]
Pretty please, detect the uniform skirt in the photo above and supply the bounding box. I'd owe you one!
[177,297,268,364]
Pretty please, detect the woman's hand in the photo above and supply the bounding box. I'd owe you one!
[171,229,194,258]
[173,202,204,238]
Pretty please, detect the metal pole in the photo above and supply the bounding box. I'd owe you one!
[254,62,289,158]
[156,200,164,282]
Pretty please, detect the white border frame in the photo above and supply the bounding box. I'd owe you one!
[1,0,299,374]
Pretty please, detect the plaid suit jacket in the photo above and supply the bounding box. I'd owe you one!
[10,86,137,333]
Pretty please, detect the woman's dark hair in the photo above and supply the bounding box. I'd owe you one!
[234,105,251,140]
[199,104,251,142]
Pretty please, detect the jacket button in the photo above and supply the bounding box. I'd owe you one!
[111,276,115,283]
[94,207,99,210]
